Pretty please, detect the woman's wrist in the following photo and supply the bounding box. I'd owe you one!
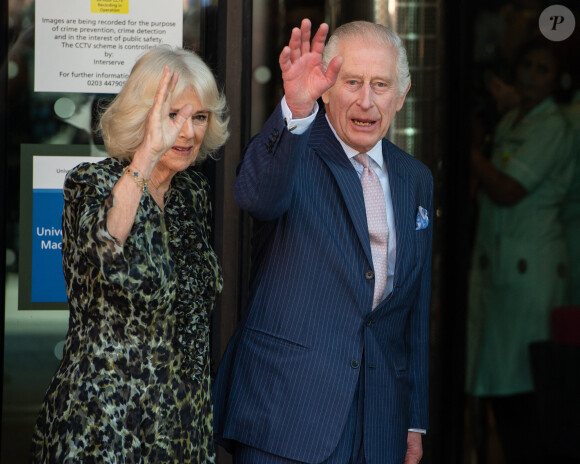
[129,149,158,179]
[123,166,150,192]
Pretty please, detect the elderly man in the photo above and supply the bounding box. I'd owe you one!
[215,19,433,464]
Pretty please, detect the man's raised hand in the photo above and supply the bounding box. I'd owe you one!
[279,19,342,118]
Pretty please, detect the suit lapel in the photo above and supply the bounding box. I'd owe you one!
[309,111,373,265]
[382,139,411,289]
[308,112,415,295]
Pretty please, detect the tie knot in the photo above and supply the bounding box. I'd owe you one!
[355,153,370,169]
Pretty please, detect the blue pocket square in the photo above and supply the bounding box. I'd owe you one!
[416,206,429,230]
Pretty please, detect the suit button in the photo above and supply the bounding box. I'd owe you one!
[365,270,374,280]
[366,319,373,327]
[350,360,360,369]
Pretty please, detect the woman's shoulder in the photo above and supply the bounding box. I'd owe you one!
[66,157,124,184]
[64,157,125,198]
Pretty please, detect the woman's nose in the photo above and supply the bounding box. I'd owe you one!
[180,117,195,138]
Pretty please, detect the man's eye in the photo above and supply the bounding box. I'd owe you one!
[169,112,177,119]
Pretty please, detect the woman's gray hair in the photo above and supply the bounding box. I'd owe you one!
[99,45,229,162]
[322,21,411,96]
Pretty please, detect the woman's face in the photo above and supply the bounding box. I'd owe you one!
[156,85,209,173]
[516,47,559,106]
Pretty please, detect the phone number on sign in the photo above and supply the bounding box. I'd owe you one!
[87,80,125,87]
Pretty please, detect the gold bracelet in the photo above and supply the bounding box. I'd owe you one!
[123,166,149,192]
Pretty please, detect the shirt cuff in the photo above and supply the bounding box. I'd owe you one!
[281,96,318,134]
[408,428,427,435]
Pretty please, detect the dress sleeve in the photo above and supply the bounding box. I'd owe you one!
[62,162,171,293]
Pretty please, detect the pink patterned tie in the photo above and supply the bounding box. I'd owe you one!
[355,153,388,309]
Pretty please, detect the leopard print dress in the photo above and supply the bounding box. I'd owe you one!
[30,157,223,463]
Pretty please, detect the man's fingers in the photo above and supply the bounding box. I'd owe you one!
[299,18,312,55]
[284,19,328,68]
[288,27,302,63]
[310,22,329,56]
[279,46,292,73]
[324,55,343,85]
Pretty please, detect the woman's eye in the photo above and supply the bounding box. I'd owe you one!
[193,113,209,125]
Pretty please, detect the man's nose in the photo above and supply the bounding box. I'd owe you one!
[358,83,373,108]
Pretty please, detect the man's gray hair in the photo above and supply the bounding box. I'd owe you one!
[322,21,411,96]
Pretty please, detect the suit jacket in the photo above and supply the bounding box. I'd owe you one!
[214,104,433,464]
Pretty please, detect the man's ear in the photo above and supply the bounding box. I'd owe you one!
[396,82,411,111]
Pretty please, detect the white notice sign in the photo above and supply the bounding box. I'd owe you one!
[35,0,183,94]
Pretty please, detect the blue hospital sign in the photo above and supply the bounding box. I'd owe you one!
[31,156,105,303]
[31,188,66,302]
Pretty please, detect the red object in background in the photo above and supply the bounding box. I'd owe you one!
[552,306,580,345]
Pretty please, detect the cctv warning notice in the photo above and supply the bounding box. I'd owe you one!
[34,0,183,94]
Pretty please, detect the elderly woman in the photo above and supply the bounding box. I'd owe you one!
[30,45,229,463]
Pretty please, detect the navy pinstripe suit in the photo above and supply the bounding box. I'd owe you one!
[214,104,433,464]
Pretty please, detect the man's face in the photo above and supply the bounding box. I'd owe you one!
[322,38,409,153]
